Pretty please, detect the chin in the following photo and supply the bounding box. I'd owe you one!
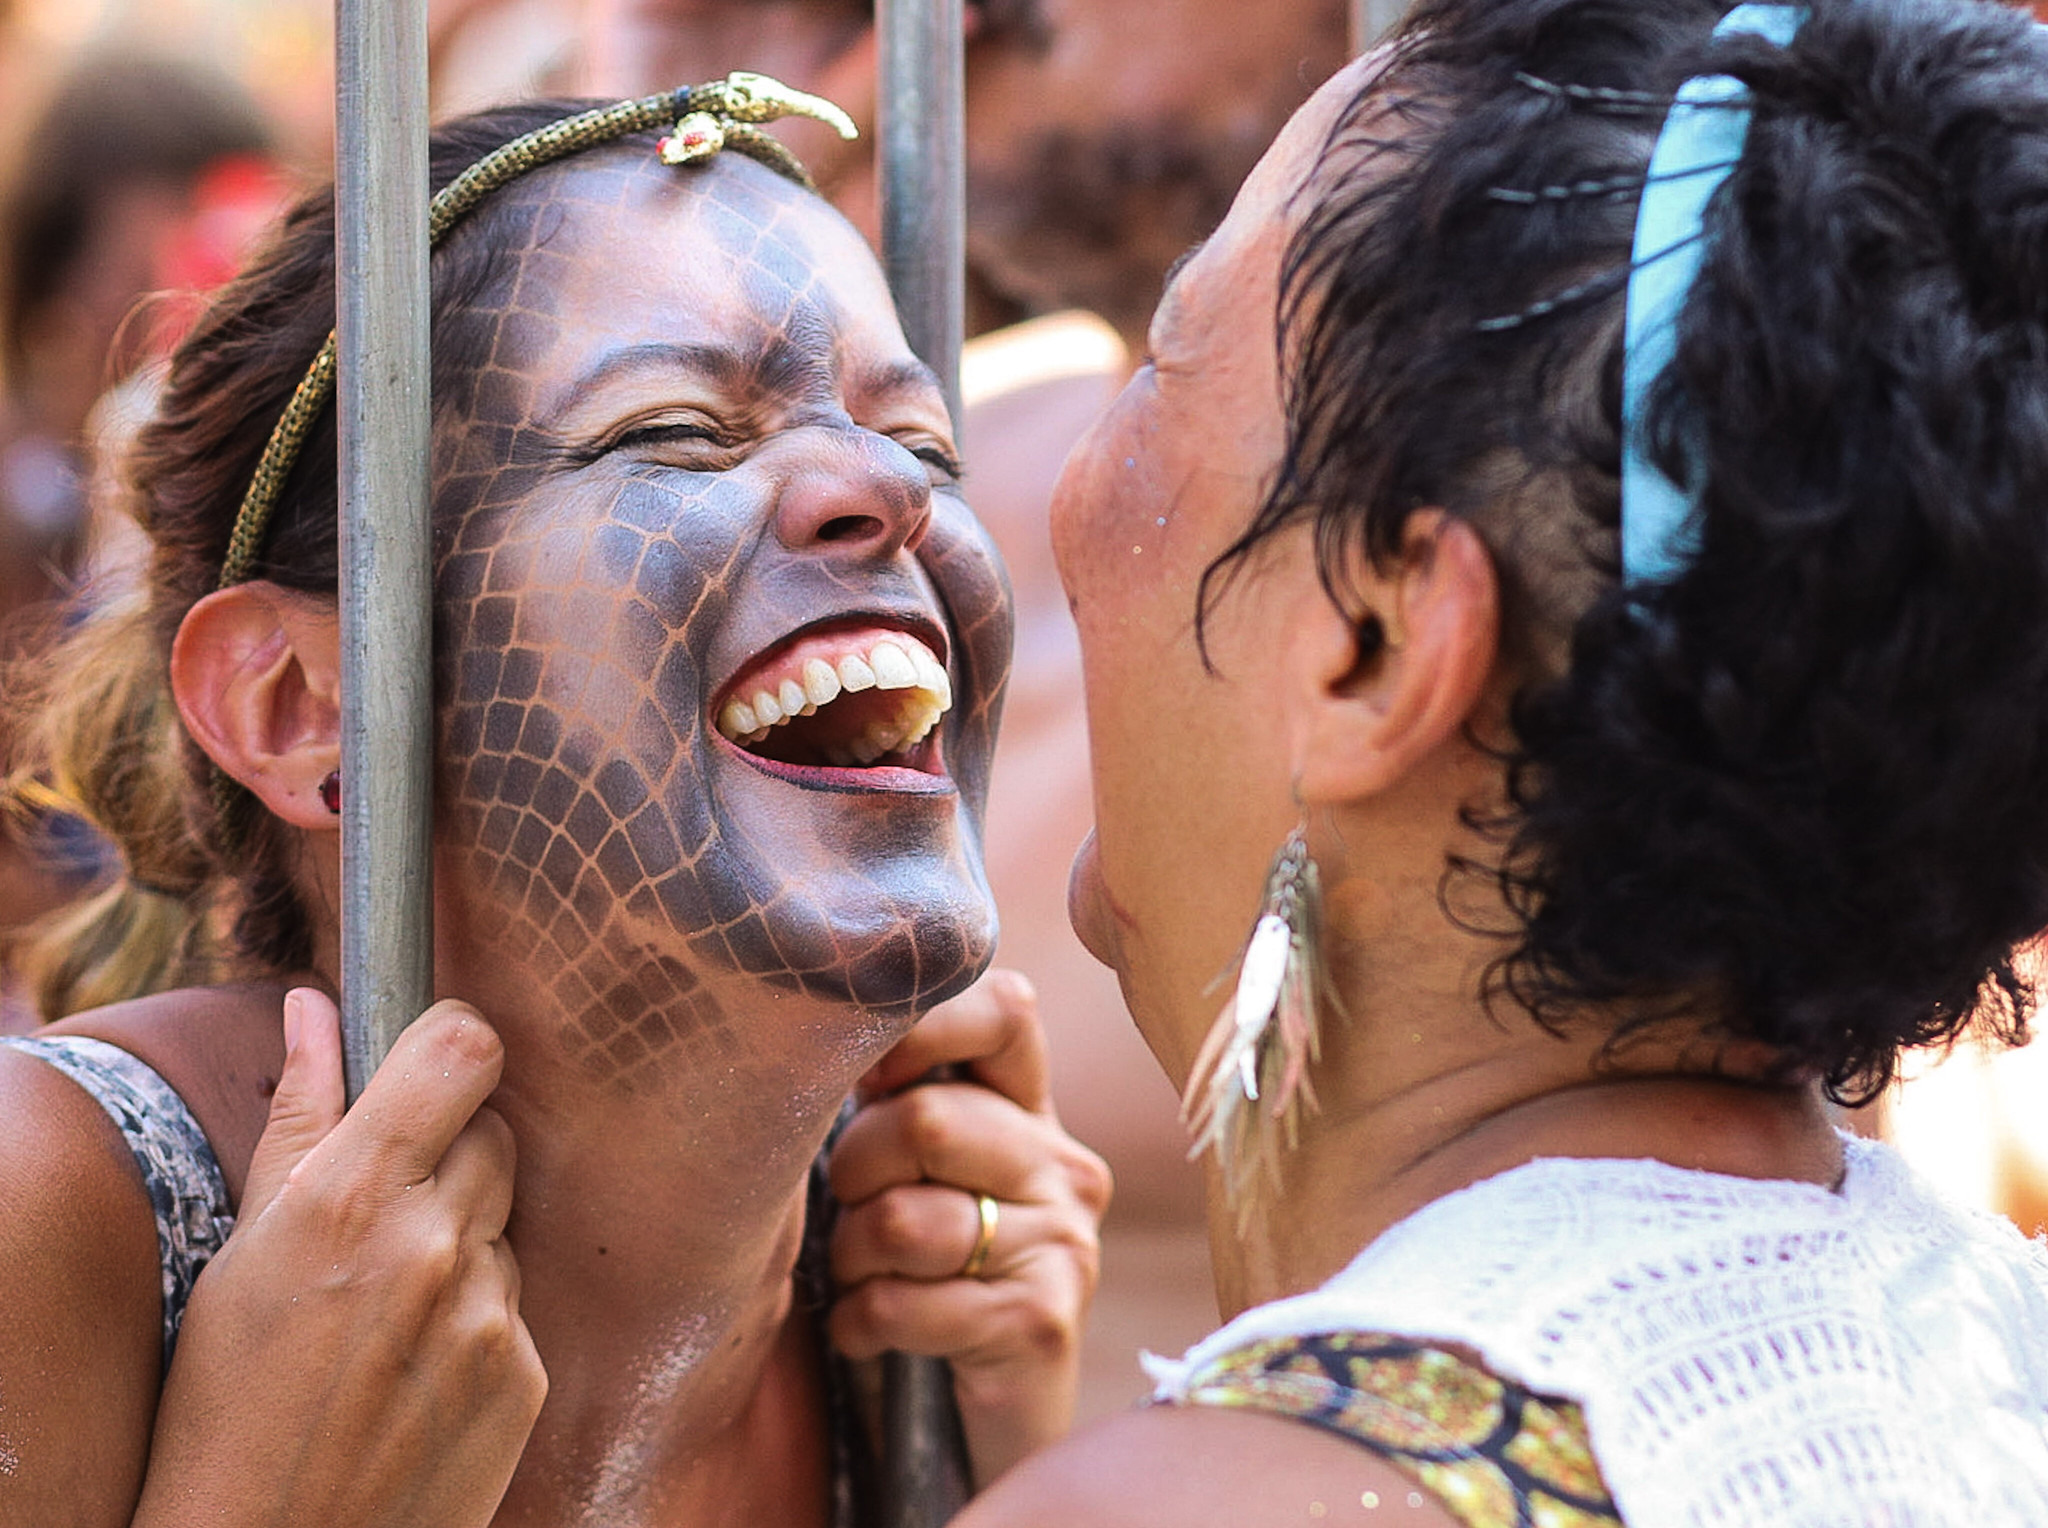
[840,887,997,1014]
[1066,829,1122,971]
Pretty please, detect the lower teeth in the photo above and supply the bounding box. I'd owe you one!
[722,691,944,765]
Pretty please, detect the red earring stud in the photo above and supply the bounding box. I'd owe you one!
[319,770,341,816]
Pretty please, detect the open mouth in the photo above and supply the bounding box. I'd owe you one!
[713,624,953,771]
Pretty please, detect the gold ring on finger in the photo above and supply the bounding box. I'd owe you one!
[960,1191,1000,1279]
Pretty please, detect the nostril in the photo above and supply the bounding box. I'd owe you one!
[816,514,887,543]
[774,445,934,553]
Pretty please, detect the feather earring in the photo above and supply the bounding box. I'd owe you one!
[1182,824,1334,1216]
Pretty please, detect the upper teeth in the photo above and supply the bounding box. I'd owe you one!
[715,634,953,763]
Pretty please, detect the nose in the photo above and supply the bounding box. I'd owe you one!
[771,428,933,559]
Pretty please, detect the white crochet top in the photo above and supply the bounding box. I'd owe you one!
[1147,1136,2048,1526]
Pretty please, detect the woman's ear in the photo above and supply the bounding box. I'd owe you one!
[1289,510,1500,807]
[170,583,342,830]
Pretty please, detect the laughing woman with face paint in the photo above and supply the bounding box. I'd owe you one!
[948,1,2048,1525]
[0,81,1107,1527]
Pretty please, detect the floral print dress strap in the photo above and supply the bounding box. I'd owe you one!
[0,1035,234,1372]
[1166,1331,1622,1528]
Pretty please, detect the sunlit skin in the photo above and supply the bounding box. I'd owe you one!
[0,143,1113,1528]
[1050,106,1309,1099]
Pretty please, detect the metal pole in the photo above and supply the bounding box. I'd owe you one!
[334,0,435,1101]
[879,0,966,431]
[1352,0,1405,53]
[875,2,973,1523]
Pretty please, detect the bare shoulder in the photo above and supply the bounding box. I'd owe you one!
[0,1043,167,1520]
[0,1040,166,1297]
[49,979,290,1201]
[958,1402,1464,1528]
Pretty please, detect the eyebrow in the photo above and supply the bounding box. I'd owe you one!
[542,327,852,428]
[546,341,746,423]
[856,356,948,406]
[542,334,943,430]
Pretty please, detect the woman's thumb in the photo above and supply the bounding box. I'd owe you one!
[239,987,347,1220]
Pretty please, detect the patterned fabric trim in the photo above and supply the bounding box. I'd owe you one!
[0,1035,234,1373]
[1165,1331,1623,1528]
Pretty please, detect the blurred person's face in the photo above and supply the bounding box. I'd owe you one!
[18,159,283,446]
[963,0,1347,342]
[576,0,874,194]
[580,0,868,85]
[15,182,186,442]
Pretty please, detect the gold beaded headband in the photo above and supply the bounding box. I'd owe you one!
[215,72,858,589]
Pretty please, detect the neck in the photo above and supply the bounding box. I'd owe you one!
[1201,951,1844,1319]
[481,1008,850,1527]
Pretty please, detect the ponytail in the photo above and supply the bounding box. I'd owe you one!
[5,579,215,1017]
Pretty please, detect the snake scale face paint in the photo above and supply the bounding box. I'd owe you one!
[427,149,1009,1095]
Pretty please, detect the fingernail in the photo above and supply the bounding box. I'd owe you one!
[283,989,304,1058]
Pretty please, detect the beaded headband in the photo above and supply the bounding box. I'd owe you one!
[1619,4,1806,583]
[215,72,857,589]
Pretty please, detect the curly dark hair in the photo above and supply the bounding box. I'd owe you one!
[1212,0,2048,1100]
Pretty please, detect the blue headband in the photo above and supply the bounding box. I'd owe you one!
[1620,3,1807,583]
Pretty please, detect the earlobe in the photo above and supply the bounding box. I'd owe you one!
[1291,511,1500,806]
[169,584,343,830]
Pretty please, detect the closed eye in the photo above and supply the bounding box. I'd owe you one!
[615,421,725,450]
[573,417,746,470]
[907,442,965,483]
[883,430,964,485]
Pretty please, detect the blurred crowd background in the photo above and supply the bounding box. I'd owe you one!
[0,0,2042,1428]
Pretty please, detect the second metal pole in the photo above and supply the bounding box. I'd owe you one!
[875,1,973,1523]
[335,0,435,1102]
[879,0,966,432]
